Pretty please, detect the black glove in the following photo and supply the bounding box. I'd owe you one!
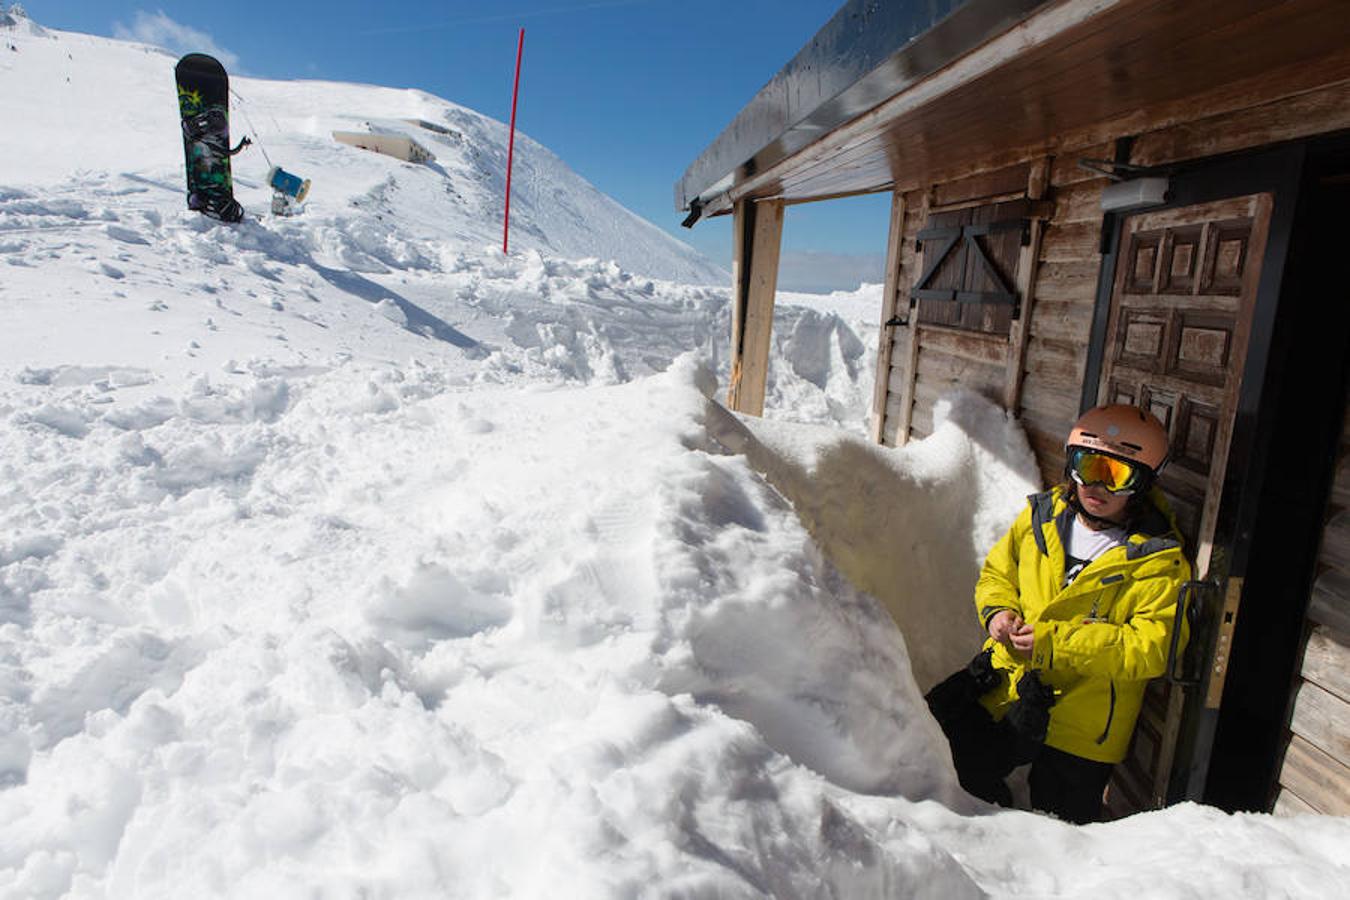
[1004,669,1055,747]
[925,649,1002,733]
[968,646,1001,695]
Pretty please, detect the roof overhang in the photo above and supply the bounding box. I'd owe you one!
[677,0,1350,222]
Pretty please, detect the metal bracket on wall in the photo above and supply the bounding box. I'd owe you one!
[885,299,916,328]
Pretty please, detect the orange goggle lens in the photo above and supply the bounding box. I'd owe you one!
[1069,448,1144,494]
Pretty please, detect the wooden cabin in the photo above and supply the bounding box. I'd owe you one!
[677,0,1350,818]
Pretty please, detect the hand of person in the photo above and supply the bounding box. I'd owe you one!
[1009,622,1035,657]
[987,610,1024,643]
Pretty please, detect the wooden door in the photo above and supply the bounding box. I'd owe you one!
[1095,193,1274,814]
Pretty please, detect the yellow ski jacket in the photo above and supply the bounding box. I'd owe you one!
[975,485,1191,763]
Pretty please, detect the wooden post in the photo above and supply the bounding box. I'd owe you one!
[892,189,932,445]
[870,190,907,444]
[1003,156,1051,411]
[727,198,753,409]
[727,198,784,416]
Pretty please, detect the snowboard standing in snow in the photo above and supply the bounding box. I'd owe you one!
[175,53,248,223]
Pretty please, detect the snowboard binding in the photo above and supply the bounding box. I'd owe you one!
[188,190,245,223]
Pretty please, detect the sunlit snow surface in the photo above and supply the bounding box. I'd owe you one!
[1,14,1348,899]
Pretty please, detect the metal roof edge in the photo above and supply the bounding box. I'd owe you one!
[675,0,1054,219]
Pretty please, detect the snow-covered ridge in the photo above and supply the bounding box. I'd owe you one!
[0,4,43,36]
[0,13,723,285]
[0,14,877,433]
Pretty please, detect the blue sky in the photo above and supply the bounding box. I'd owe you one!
[28,1,891,291]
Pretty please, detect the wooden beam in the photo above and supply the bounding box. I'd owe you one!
[932,162,1032,210]
[784,185,893,208]
[708,0,1120,215]
[1004,157,1052,412]
[870,190,907,443]
[1132,75,1350,166]
[727,198,752,409]
[726,199,784,416]
[892,191,932,445]
[696,2,1350,215]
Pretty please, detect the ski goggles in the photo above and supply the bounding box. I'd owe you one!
[1068,447,1148,495]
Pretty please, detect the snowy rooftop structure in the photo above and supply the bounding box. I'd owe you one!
[332,129,434,164]
[404,118,460,140]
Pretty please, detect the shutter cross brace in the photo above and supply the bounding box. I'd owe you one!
[909,219,1024,313]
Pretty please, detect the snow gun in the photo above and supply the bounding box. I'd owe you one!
[268,166,311,202]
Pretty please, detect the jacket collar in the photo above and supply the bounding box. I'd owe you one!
[1029,486,1183,561]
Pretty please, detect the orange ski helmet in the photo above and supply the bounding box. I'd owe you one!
[1066,404,1170,475]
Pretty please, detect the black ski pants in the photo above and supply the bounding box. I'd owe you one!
[930,678,1114,824]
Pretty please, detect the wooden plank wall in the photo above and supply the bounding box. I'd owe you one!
[878,155,1108,490]
[1273,402,1350,817]
[861,53,1350,823]
[877,79,1350,478]
[879,162,1050,445]
[878,191,929,446]
[1019,152,1107,487]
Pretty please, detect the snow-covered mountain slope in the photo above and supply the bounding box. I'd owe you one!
[0,14,877,431]
[0,17,723,285]
[3,10,1349,900]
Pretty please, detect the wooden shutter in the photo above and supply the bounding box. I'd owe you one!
[911,199,1031,336]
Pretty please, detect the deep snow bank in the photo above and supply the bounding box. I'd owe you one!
[0,355,976,897]
[6,347,1346,899]
[708,389,1042,691]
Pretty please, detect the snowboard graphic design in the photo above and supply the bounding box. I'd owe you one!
[175,53,245,223]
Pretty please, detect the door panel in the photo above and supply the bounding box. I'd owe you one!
[1096,194,1274,814]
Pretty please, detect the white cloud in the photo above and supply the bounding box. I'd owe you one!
[113,10,239,70]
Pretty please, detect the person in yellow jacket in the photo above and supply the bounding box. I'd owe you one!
[926,404,1191,823]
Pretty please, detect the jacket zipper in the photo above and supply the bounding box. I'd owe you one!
[1048,547,1127,610]
[1096,681,1117,744]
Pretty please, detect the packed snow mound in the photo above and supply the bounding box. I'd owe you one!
[0,18,725,285]
[0,357,979,897]
[710,388,1043,691]
[3,345,1348,897]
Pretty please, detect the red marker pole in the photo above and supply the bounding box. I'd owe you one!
[503,28,524,255]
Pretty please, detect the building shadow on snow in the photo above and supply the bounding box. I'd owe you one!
[118,173,187,196]
[307,262,483,352]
